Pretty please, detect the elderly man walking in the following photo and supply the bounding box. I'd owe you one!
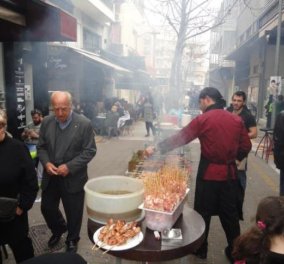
[37,91,96,253]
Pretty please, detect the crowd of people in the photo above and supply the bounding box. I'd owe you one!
[0,87,284,264]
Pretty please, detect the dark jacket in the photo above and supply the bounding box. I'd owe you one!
[0,135,38,211]
[37,112,96,193]
[273,111,284,170]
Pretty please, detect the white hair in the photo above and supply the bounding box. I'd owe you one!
[51,91,73,106]
[0,109,7,124]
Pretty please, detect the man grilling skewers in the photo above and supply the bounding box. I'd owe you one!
[146,87,251,263]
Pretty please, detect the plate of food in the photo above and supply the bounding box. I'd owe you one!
[93,219,143,251]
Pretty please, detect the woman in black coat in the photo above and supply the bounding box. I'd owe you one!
[0,109,38,263]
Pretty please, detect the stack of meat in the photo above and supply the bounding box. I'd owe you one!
[98,219,141,246]
[142,166,189,212]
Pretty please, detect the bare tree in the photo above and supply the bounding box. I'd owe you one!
[146,0,237,101]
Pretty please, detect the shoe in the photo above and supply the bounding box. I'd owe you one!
[145,134,150,137]
[48,228,67,248]
[192,250,207,259]
[192,243,207,259]
[225,246,234,263]
[48,234,63,248]
[66,240,78,253]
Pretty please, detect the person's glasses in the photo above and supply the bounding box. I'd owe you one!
[0,123,6,129]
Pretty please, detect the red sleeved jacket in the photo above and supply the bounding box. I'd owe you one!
[158,109,252,181]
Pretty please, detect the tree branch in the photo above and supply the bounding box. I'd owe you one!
[166,15,179,35]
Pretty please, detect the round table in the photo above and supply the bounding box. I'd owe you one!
[87,206,205,263]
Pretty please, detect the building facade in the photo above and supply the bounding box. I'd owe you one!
[210,0,284,119]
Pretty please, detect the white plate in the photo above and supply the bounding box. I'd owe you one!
[93,227,143,251]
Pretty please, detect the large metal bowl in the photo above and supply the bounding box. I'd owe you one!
[84,175,144,224]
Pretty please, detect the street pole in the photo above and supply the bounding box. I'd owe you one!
[274,0,283,77]
[272,0,283,128]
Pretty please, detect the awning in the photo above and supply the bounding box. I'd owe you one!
[226,35,259,61]
[51,44,131,72]
[0,0,77,41]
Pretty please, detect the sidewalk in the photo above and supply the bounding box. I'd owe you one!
[2,121,280,264]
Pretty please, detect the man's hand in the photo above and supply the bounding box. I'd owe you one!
[45,162,58,175]
[145,146,156,157]
[29,130,39,139]
[16,206,23,216]
[57,164,69,177]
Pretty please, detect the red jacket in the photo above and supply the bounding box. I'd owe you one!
[158,108,252,181]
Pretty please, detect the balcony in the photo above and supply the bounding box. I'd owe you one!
[71,0,114,23]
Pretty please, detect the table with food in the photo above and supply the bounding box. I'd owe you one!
[84,129,205,263]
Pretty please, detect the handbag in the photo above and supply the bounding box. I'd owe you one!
[0,197,18,222]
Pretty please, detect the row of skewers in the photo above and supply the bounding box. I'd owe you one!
[129,152,191,179]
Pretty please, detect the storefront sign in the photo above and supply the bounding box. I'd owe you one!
[15,58,26,129]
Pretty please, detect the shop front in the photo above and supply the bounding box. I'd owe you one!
[0,0,77,138]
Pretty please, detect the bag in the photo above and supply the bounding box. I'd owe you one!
[0,197,18,222]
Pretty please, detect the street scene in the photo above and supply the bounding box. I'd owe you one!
[1,120,281,264]
[1,0,284,264]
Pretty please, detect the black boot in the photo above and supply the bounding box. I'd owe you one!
[193,242,207,259]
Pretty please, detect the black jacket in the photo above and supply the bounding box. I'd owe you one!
[273,111,284,170]
[0,135,38,211]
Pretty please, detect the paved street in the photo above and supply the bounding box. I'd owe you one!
[2,121,279,264]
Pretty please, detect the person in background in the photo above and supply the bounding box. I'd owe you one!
[144,97,156,137]
[21,109,43,145]
[21,109,43,167]
[273,110,284,195]
[267,79,278,99]
[105,105,120,138]
[0,109,38,263]
[146,87,251,262]
[117,105,131,131]
[37,91,96,253]
[233,196,284,264]
[227,91,257,220]
[114,101,124,117]
[265,95,274,128]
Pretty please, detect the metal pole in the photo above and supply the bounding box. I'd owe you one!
[272,0,283,128]
[274,0,283,76]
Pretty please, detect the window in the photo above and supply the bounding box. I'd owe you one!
[83,28,102,53]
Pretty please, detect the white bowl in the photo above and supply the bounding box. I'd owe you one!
[84,176,144,223]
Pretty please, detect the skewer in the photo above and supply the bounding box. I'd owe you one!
[102,245,116,255]
[91,244,97,250]
[93,241,106,251]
